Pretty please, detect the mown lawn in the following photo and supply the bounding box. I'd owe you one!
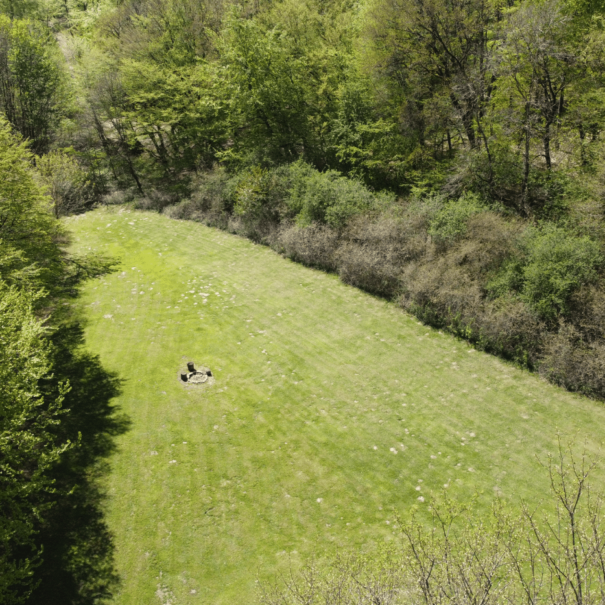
[66,207,605,605]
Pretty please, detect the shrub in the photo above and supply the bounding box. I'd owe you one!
[336,213,426,297]
[523,227,602,319]
[488,225,603,321]
[285,161,394,228]
[227,213,279,245]
[540,324,605,397]
[567,285,605,341]
[189,169,234,213]
[400,258,484,328]
[276,223,339,271]
[455,212,522,275]
[101,189,136,206]
[397,208,542,365]
[36,150,96,217]
[336,240,401,296]
[164,169,234,228]
[428,192,487,245]
[133,189,177,212]
[476,296,544,366]
[233,165,290,222]
[233,166,270,217]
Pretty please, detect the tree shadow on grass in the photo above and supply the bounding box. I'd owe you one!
[27,322,130,605]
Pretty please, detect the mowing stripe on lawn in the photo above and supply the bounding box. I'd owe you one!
[66,208,605,605]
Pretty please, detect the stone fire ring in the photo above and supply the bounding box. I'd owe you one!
[179,361,213,386]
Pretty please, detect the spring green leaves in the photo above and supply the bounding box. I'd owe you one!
[488,225,602,321]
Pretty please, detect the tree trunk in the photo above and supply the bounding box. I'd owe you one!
[521,103,531,216]
[579,122,587,167]
[543,123,552,170]
[462,110,477,149]
[450,93,476,148]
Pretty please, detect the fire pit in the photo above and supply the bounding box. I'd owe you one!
[180,361,213,384]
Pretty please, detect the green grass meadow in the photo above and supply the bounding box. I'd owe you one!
[66,208,605,604]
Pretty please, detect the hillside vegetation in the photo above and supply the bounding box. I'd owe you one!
[2,0,605,398]
[0,117,122,604]
[4,0,605,601]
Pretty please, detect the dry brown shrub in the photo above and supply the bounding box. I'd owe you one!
[399,255,484,323]
[567,285,605,341]
[477,297,544,364]
[397,210,519,301]
[162,201,190,219]
[276,223,339,271]
[399,222,543,365]
[163,169,233,227]
[540,324,605,397]
[226,214,245,234]
[457,212,522,275]
[163,199,230,229]
[163,170,231,230]
[400,264,543,364]
[134,190,176,211]
[344,210,429,256]
[336,241,402,296]
[102,189,132,206]
[540,286,605,397]
[227,215,279,244]
[335,213,427,296]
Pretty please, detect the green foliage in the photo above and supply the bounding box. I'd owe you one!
[0,0,38,19]
[220,9,345,168]
[285,161,394,228]
[328,73,412,190]
[0,282,70,604]
[97,0,222,66]
[230,161,395,228]
[84,0,229,190]
[361,0,497,156]
[428,193,486,244]
[488,225,603,320]
[0,117,113,298]
[50,0,605,215]
[0,16,67,154]
[233,165,289,222]
[563,0,605,23]
[0,117,62,291]
[118,60,230,179]
[233,167,267,218]
[36,149,94,217]
[522,227,602,319]
[0,112,122,602]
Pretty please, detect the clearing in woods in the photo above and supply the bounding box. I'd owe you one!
[66,207,605,604]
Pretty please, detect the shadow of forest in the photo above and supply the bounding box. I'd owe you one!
[27,322,129,605]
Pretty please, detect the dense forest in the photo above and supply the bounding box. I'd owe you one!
[4,0,605,600]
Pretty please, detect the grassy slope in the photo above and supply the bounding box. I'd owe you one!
[66,208,605,605]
